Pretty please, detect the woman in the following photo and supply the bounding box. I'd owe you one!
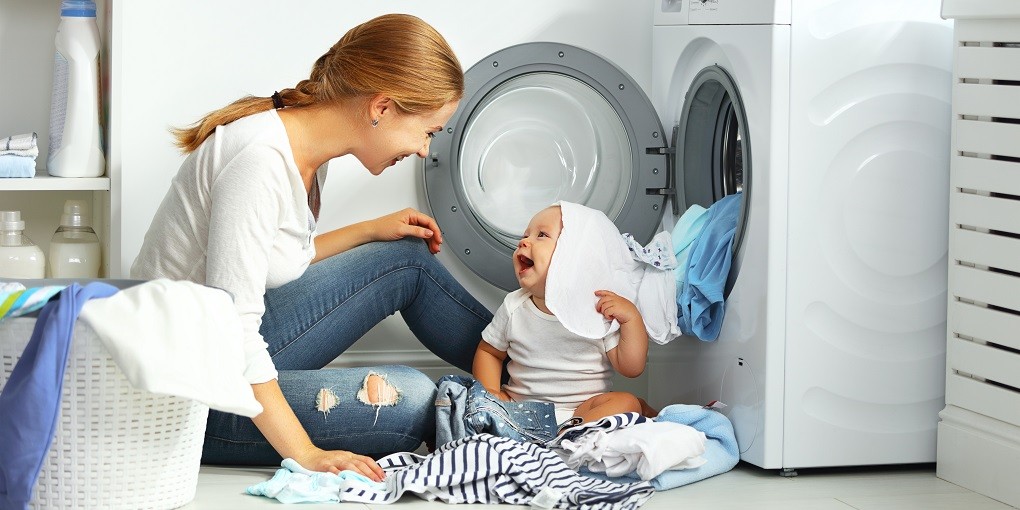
[130,14,492,481]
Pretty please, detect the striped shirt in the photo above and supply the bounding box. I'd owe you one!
[337,434,654,510]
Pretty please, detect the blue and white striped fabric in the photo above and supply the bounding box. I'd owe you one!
[336,434,654,509]
[0,284,65,321]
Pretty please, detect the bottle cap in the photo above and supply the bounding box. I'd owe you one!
[61,0,96,17]
[1,211,25,232]
[60,200,89,227]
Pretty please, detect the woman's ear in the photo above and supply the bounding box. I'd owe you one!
[368,94,392,122]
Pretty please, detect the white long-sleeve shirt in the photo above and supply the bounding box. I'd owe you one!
[132,110,317,384]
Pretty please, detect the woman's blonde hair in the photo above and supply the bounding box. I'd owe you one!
[172,13,464,153]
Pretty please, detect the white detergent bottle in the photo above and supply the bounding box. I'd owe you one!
[48,200,101,278]
[0,211,46,279]
[47,0,105,178]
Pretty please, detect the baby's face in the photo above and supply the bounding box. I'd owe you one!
[514,206,562,298]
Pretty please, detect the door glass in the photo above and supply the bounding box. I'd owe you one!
[458,72,633,249]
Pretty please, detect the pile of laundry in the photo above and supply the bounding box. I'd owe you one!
[0,133,39,178]
[249,402,738,509]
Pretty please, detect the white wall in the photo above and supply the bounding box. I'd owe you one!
[112,1,654,381]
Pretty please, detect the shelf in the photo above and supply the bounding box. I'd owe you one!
[0,169,110,191]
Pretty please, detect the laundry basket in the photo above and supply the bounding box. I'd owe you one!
[0,311,209,509]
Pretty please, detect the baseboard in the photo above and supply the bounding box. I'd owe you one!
[937,405,1020,508]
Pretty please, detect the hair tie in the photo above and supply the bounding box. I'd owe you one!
[271,91,284,109]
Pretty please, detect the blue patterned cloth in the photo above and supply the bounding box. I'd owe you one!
[435,374,559,446]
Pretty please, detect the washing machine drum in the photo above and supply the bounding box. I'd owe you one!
[424,42,668,291]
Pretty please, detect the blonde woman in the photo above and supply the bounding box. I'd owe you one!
[131,14,491,481]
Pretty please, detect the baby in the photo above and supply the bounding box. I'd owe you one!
[472,203,657,428]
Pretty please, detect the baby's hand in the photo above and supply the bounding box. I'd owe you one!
[594,290,640,325]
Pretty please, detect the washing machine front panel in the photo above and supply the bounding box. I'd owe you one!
[783,0,952,468]
[651,24,791,469]
[425,42,667,291]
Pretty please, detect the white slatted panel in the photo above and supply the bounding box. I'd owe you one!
[954,83,1020,118]
[956,47,1020,81]
[946,17,1020,431]
[951,300,1020,352]
[945,373,1020,427]
[951,229,1020,274]
[955,120,1020,159]
[951,156,1020,195]
[951,193,1020,235]
[939,9,1020,507]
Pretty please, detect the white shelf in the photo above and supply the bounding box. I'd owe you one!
[0,169,110,191]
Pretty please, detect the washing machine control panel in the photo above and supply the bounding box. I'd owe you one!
[686,0,791,25]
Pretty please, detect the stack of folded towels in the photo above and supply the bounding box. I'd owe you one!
[0,132,39,178]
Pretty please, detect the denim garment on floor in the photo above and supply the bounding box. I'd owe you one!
[435,375,558,446]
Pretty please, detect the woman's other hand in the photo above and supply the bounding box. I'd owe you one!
[370,208,443,254]
[295,445,386,482]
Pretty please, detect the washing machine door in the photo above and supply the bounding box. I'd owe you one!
[424,42,668,291]
[671,65,751,293]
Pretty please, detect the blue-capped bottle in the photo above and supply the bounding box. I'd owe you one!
[47,0,105,178]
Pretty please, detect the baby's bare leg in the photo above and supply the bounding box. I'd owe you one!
[637,397,659,418]
[572,392,644,424]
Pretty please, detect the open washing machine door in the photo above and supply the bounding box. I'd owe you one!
[667,65,752,296]
[424,42,668,291]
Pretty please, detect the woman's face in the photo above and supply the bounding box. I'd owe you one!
[359,100,459,175]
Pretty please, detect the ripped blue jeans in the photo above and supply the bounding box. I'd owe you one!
[202,239,493,465]
[435,375,559,446]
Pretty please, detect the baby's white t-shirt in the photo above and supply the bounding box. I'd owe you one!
[481,289,621,409]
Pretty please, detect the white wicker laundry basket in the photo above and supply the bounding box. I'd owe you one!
[0,316,209,510]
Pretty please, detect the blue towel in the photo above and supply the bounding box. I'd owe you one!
[579,404,739,491]
[0,282,118,510]
[677,193,742,341]
[670,204,710,289]
[0,155,35,178]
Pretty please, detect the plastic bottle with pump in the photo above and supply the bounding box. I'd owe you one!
[47,0,105,178]
[0,211,46,279]
[48,200,101,278]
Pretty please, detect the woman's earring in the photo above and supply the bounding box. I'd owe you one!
[371,119,379,127]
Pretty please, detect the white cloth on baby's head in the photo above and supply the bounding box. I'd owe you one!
[546,201,681,345]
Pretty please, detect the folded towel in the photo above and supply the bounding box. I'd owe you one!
[0,133,39,156]
[546,201,681,345]
[0,155,36,178]
[677,193,742,341]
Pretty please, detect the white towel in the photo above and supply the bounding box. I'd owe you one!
[79,279,263,417]
[0,133,39,158]
[556,421,707,480]
[546,201,681,344]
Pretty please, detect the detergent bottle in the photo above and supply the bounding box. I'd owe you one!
[47,0,105,178]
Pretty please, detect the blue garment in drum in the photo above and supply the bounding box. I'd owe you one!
[677,192,742,341]
[435,375,558,446]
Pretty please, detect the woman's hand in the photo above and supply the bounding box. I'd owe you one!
[295,444,386,482]
[369,208,444,254]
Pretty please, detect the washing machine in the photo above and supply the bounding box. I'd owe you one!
[422,0,952,471]
[648,0,953,471]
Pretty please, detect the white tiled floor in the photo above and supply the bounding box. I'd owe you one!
[181,462,1017,509]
